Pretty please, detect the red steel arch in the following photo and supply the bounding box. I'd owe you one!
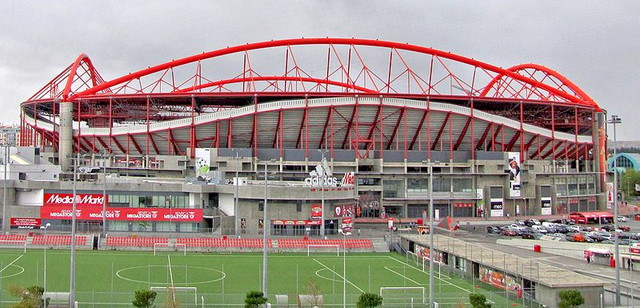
[20,38,602,164]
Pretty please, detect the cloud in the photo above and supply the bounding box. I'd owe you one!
[1,0,638,139]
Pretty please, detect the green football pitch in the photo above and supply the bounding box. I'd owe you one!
[0,249,532,307]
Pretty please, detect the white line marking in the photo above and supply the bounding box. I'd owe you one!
[386,256,471,293]
[167,255,176,303]
[313,258,364,293]
[0,255,23,273]
[384,266,426,286]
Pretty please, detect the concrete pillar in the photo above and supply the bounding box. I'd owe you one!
[59,102,74,172]
[593,112,606,209]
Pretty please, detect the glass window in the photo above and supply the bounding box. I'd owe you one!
[258,201,264,212]
[384,180,405,198]
[432,178,449,192]
[452,178,472,192]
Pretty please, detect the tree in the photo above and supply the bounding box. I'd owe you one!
[620,169,640,200]
[9,285,48,308]
[132,289,157,308]
[305,279,323,307]
[469,293,492,308]
[356,292,383,308]
[558,289,584,308]
[245,290,267,308]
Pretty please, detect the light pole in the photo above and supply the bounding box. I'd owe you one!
[428,161,434,308]
[2,140,9,234]
[608,114,622,305]
[233,152,240,236]
[69,153,78,307]
[320,151,326,237]
[262,159,275,298]
[43,222,51,304]
[339,228,350,308]
[422,160,436,307]
[102,150,108,237]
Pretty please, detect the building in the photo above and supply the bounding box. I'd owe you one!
[10,38,610,234]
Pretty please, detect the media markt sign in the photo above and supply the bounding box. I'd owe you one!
[304,158,354,188]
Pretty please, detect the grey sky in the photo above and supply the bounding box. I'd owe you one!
[1,1,638,140]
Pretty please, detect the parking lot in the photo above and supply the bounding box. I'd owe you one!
[483,214,640,247]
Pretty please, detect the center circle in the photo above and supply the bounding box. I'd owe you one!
[116,265,226,285]
[0,265,25,279]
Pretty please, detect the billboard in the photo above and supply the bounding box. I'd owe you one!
[490,200,504,217]
[541,198,552,215]
[507,152,521,197]
[40,206,202,222]
[310,204,323,220]
[44,193,107,207]
[10,218,41,229]
[479,266,522,294]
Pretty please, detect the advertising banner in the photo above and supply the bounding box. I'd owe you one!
[195,148,211,175]
[479,266,522,294]
[272,220,322,226]
[415,245,444,263]
[606,182,614,209]
[507,152,521,197]
[44,193,107,207]
[40,206,202,222]
[334,204,354,217]
[10,218,41,229]
[341,216,353,233]
[490,199,504,217]
[541,198,552,215]
[310,204,323,220]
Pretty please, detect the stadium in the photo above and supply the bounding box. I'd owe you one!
[13,37,607,235]
[0,37,613,307]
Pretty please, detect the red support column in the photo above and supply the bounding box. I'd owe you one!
[551,104,556,161]
[520,101,524,162]
[253,95,258,157]
[109,98,113,153]
[427,99,431,161]
[471,98,475,160]
[189,96,196,158]
[146,96,150,157]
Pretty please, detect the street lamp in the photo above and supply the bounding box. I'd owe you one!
[608,114,622,306]
[233,151,241,236]
[422,160,435,308]
[320,151,326,237]
[102,150,108,237]
[69,153,78,307]
[262,159,276,298]
[338,228,351,308]
[43,222,51,301]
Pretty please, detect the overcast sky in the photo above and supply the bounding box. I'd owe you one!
[1,1,638,140]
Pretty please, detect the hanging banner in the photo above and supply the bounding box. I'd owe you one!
[507,152,521,197]
[311,204,323,220]
[195,148,211,176]
[606,182,614,209]
[341,216,353,233]
[541,198,552,215]
[333,204,354,217]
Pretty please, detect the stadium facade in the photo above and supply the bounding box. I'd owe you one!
[8,38,609,234]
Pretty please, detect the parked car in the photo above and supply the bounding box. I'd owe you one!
[486,226,501,234]
[532,225,548,234]
[501,228,517,236]
[617,216,628,222]
[521,233,536,240]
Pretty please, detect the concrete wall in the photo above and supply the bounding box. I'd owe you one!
[537,285,603,308]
